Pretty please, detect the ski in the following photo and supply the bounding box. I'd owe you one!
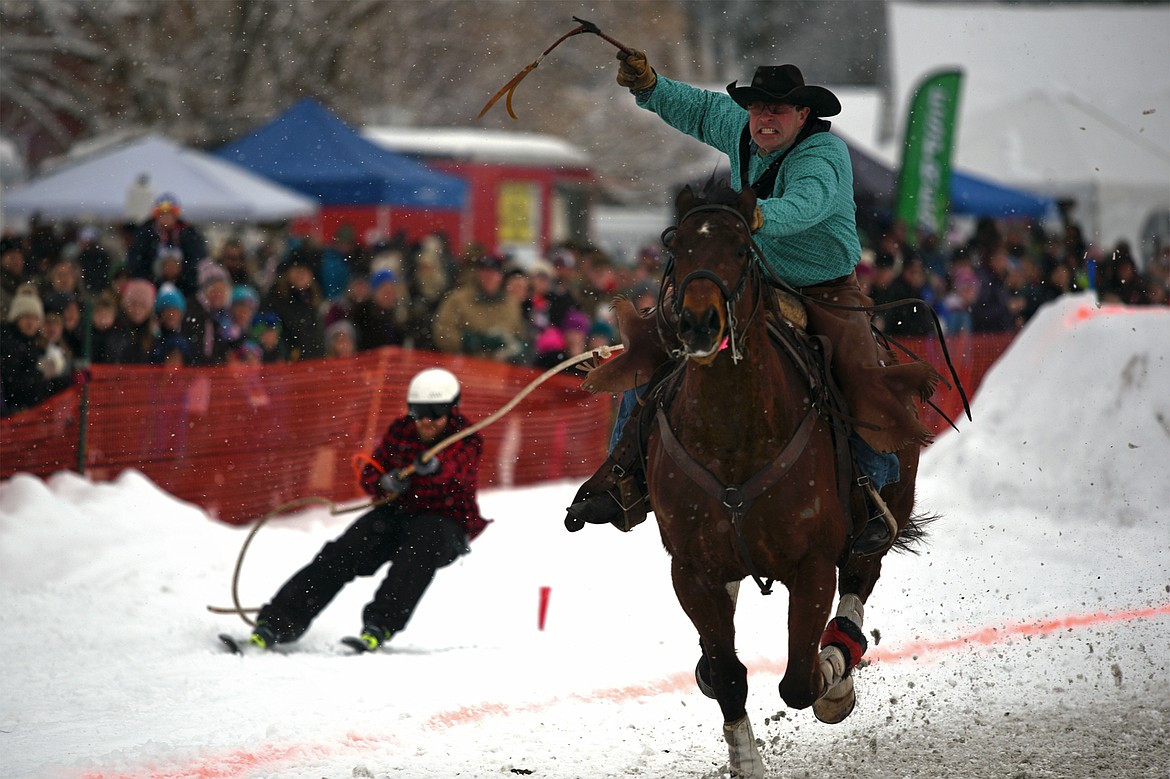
[219,633,247,654]
[219,632,376,655]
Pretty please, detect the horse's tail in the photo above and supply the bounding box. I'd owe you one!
[892,511,939,554]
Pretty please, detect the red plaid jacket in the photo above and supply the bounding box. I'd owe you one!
[359,410,490,540]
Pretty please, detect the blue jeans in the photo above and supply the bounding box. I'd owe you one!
[851,432,899,491]
[609,385,644,454]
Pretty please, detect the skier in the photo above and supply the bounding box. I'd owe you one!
[249,367,490,651]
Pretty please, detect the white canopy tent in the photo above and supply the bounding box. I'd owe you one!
[0,134,317,224]
[884,2,1170,261]
[956,92,1170,257]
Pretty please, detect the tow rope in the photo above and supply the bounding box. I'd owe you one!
[207,344,624,625]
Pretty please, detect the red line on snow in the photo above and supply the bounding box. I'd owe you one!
[78,602,1169,779]
[425,602,1170,729]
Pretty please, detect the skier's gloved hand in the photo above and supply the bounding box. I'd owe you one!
[379,469,412,495]
[412,455,441,477]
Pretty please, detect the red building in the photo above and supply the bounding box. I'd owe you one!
[304,128,595,263]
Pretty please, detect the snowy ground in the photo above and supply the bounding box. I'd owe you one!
[2,294,1168,779]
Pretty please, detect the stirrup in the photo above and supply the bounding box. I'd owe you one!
[851,479,897,556]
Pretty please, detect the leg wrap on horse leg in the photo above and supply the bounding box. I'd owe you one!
[722,715,765,779]
[814,593,866,725]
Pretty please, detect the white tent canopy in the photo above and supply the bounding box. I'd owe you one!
[0,134,318,223]
[957,92,1170,255]
[884,2,1170,258]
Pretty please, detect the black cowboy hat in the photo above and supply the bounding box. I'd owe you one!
[726,64,841,117]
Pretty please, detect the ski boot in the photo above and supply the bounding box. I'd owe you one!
[248,623,277,650]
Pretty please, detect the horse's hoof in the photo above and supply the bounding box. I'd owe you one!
[813,674,856,724]
[695,655,716,699]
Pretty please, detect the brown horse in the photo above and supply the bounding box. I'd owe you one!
[641,180,923,778]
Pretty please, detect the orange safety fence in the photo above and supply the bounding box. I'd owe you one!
[1,334,1017,523]
[0,348,616,524]
[897,331,1018,435]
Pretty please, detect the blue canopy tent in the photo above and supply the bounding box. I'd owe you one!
[845,137,1056,220]
[215,99,467,209]
[948,168,1057,219]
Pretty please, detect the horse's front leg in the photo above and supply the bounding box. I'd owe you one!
[671,559,763,779]
[778,553,838,710]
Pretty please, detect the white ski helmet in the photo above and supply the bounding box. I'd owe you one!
[406,367,461,406]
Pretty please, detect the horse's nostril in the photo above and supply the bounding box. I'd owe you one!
[702,307,720,334]
[679,306,721,342]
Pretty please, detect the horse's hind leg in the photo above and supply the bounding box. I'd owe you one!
[670,561,763,779]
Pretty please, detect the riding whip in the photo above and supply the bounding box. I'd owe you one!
[477,16,635,120]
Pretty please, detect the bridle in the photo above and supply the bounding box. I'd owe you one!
[658,203,768,364]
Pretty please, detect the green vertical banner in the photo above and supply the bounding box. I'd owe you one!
[894,69,964,239]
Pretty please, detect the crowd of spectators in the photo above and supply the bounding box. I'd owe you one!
[0,194,640,417]
[2,191,1167,418]
[862,217,1168,341]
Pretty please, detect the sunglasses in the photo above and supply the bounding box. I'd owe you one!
[409,403,452,420]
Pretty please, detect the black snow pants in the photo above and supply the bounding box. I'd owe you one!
[256,503,469,643]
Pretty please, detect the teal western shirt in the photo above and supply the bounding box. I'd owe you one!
[639,76,862,287]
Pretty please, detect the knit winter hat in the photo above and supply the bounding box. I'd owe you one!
[231,284,260,308]
[563,309,591,334]
[7,285,44,323]
[251,311,282,338]
[198,262,231,289]
[155,284,187,316]
[152,193,182,217]
[370,269,397,290]
[120,279,157,310]
[324,318,356,343]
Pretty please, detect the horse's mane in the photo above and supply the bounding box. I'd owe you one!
[689,176,742,208]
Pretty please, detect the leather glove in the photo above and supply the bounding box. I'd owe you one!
[616,50,656,92]
[379,469,411,495]
[412,455,440,477]
[749,205,764,232]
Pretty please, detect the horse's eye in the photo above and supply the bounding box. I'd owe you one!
[737,245,750,258]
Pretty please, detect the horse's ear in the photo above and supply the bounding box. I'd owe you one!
[676,185,697,219]
[736,186,758,222]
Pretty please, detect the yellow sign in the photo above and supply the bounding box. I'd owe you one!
[497,182,537,243]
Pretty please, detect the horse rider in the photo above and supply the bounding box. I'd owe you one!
[565,55,939,555]
[249,367,490,651]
